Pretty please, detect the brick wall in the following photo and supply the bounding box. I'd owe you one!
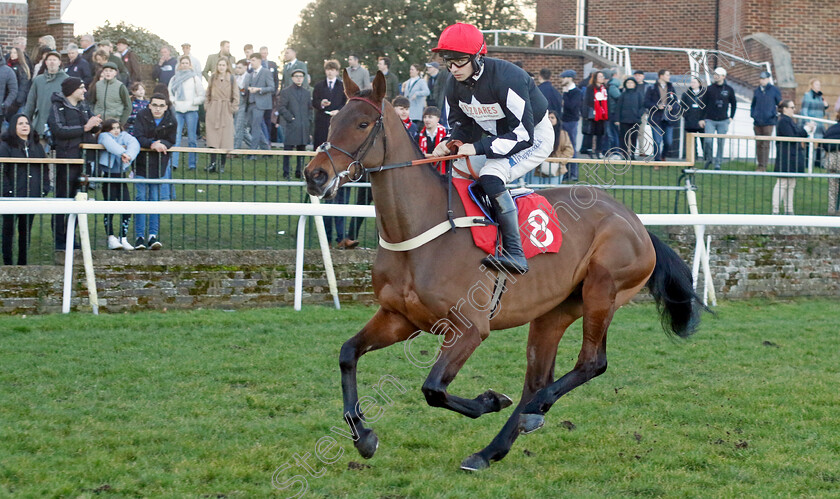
[535,0,576,37]
[1,227,839,315]
[0,2,27,51]
[487,47,585,89]
[24,0,74,55]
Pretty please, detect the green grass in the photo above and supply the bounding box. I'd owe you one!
[1,299,839,497]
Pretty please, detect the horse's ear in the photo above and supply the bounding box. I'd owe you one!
[342,69,359,98]
[371,71,386,103]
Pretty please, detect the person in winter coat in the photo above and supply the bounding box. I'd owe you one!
[559,69,582,181]
[581,70,609,159]
[750,71,782,171]
[132,93,177,250]
[701,67,737,170]
[401,64,430,126]
[5,48,31,118]
[680,76,706,160]
[24,51,68,141]
[821,113,840,215]
[801,78,828,138]
[205,58,239,173]
[64,44,93,87]
[274,68,311,179]
[312,60,346,148]
[115,39,142,85]
[168,55,205,170]
[773,100,815,215]
[0,54,18,129]
[47,77,102,250]
[643,69,679,161]
[605,68,623,152]
[614,77,645,159]
[97,118,139,250]
[91,62,131,124]
[0,114,47,265]
[126,82,148,135]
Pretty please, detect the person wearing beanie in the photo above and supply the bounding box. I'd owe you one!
[24,51,68,141]
[48,76,102,250]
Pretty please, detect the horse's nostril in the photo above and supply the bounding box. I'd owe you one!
[311,169,327,186]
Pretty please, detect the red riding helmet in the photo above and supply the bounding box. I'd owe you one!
[432,23,487,56]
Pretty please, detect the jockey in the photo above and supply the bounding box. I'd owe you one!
[431,23,553,274]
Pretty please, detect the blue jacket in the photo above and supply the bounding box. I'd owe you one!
[97,130,140,173]
[750,84,781,126]
[538,81,563,115]
[801,90,827,120]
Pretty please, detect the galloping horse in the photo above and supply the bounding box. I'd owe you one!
[304,70,705,471]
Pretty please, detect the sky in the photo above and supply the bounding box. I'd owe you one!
[63,0,311,62]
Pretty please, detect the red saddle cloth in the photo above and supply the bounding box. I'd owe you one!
[452,178,562,258]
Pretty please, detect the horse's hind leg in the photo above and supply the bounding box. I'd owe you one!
[419,317,512,418]
[460,301,582,471]
[339,308,418,459]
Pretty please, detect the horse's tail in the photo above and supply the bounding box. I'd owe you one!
[645,231,709,338]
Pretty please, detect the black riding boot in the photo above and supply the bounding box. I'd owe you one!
[482,190,529,274]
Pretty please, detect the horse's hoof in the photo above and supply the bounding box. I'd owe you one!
[354,429,379,459]
[460,453,490,472]
[519,413,545,434]
[484,390,514,412]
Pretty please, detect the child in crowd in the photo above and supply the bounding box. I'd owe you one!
[126,82,149,135]
[417,106,447,173]
[97,118,140,250]
[393,96,418,140]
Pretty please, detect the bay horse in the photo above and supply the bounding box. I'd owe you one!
[304,70,705,471]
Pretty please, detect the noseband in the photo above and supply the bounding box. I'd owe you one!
[315,96,386,184]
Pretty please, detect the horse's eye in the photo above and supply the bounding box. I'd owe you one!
[359,122,369,129]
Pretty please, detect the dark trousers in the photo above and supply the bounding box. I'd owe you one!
[347,183,374,241]
[54,164,82,248]
[2,213,34,265]
[283,144,306,176]
[619,122,639,158]
[323,187,349,244]
[99,169,131,238]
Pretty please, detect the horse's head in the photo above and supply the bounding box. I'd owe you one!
[305,70,390,199]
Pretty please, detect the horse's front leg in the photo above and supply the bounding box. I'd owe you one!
[420,317,512,418]
[339,308,418,459]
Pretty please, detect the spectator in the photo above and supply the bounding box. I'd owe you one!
[233,59,251,149]
[701,67,737,170]
[243,53,275,151]
[5,48,30,118]
[95,43,130,85]
[153,46,178,85]
[312,60,349,249]
[243,44,255,60]
[79,34,97,67]
[536,68,563,115]
[97,118,139,250]
[32,46,51,77]
[802,78,828,167]
[392,96,418,140]
[91,62,131,124]
[312,60,346,147]
[9,37,34,75]
[822,112,840,215]
[179,43,202,76]
[643,69,678,161]
[347,54,371,90]
[559,69,582,181]
[64,43,92,87]
[168,56,205,170]
[581,70,609,159]
[281,48,308,90]
[202,40,235,82]
[377,57,400,101]
[401,63,429,127]
[773,100,814,215]
[417,105,446,161]
[750,70,782,172]
[24,51,68,141]
[605,68,623,152]
[274,68,311,179]
[425,61,448,110]
[205,58,238,173]
[633,69,649,157]
[680,76,705,161]
[614,77,645,160]
[38,35,56,51]
[633,69,647,91]
[260,46,280,144]
[132,93,176,250]
[47,77,102,250]
[126,82,148,135]
[531,110,572,185]
[0,113,47,265]
[0,54,17,131]
[115,38,142,85]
